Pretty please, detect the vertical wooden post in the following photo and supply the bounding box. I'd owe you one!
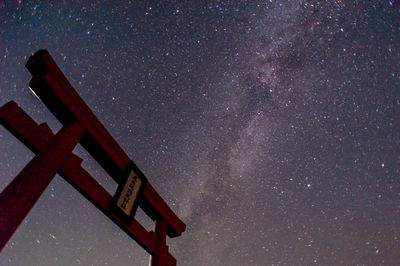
[150,219,168,266]
[0,122,84,251]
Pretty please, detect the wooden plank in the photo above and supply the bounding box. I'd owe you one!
[142,184,185,237]
[60,154,157,254]
[0,101,174,257]
[26,50,185,237]
[0,121,84,251]
[0,101,53,153]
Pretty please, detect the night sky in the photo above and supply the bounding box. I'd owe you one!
[1,1,400,265]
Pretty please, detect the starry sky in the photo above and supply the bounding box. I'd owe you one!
[0,1,400,265]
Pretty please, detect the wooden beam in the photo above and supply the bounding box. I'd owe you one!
[0,101,172,257]
[0,119,84,251]
[26,50,185,237]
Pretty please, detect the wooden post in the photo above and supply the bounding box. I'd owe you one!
[150,219,168,266]
[0,122,84,251]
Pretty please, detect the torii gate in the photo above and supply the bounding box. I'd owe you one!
[0,50,185,265]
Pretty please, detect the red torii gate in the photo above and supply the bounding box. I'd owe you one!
[0,50,185,265]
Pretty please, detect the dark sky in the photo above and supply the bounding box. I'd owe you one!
[1,1,400,265]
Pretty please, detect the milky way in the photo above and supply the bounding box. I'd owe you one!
[1,1,400,265]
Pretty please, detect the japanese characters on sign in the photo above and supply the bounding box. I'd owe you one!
[110,162,147,225]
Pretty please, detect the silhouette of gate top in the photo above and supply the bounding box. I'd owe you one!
[26,50,185,237]
[0,50,185,265]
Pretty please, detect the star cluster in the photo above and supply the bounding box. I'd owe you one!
[1,1,399,265]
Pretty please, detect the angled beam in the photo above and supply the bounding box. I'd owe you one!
[0,118,84,251]
[0,101,177,258]
[26,50,185,237]
[60,152,157,254]
[0,101,53,153]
